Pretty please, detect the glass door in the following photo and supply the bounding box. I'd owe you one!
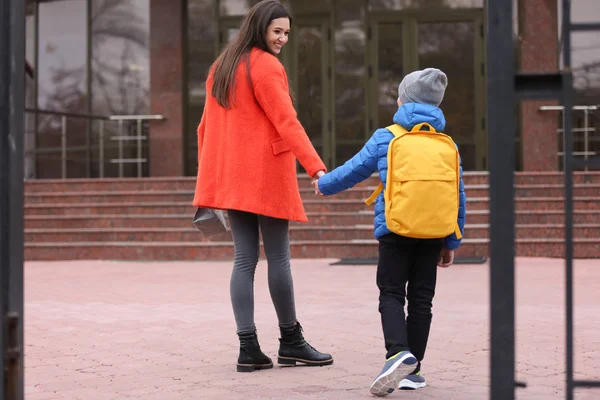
[367,9,486,171]
[217,16,242,50]
[217,15,334,169]
[285,15,333,168]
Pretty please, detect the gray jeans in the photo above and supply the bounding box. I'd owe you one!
[228,210,297,334]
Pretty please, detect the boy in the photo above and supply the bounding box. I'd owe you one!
[315,68,466,397]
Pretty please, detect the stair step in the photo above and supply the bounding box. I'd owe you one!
[467,184,600,198]
[21,172,600,260]
[23,226,373,242]
[24,238,600,261]
[24,239,485,260]
[23,224,600,243]
[24,210,600,230]
[23,183,600,204]
[465,224,600,239]
[23,172,600,193]
[23,187,379,204]
[22,197,600,216]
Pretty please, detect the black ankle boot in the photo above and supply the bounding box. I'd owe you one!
[277,322,333,367]
[237,331,273,372]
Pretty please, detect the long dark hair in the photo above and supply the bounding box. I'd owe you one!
[211,0,292,108]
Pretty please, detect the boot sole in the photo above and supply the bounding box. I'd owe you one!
[277,356,334,367]
[236,362,274,372]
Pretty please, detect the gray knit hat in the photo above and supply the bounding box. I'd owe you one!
[397,68,448,107]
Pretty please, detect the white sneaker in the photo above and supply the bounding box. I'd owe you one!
[369,351,418,397]
[399,372,427,390]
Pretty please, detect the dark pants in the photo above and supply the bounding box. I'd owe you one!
[377,233,443,361]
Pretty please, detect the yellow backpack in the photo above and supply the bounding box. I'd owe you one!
[365,122,462,240]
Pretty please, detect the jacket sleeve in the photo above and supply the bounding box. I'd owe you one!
[317,131,382,196]
[253,58,326,177]
[445,152,467,250]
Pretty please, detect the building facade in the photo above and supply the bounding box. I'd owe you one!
[24,0,600,179]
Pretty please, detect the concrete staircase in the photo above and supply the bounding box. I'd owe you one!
[23,172,600,261]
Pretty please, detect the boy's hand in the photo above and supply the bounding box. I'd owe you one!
[311,178,323,196]
[438,248,454,268]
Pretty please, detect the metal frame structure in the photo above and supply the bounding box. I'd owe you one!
[561,2,600,399]
[26,0,153,179]
[22,109,164,179]
[1,0,25,398]
[487,0,600,399]
[2,1,598,399]
[540,105,598,171]
[486,1,516,398]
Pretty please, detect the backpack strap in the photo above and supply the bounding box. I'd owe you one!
[365,124,408,206]
[365,183,383,206]
[386,124,408,137]
[411,122,437,133]
[454,224,463,240]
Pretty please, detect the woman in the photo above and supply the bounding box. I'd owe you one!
[193,0,333,373]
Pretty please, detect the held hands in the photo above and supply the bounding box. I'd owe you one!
[438,248,454,268]
[311,170,325,196]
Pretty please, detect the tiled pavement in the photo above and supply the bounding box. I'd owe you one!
[25,258,599,399]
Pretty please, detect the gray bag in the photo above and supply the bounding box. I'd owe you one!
[192,208,228,237]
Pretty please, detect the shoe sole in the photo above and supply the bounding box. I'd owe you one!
[277,356,334,367]
[236,362,274,372]
[399,378,427,390]
[369,354,417,397]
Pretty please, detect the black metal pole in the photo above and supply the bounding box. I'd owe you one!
[486,0,516,399]
[561,1,574,399]
[0,1,7,393]
[1,0,26,398]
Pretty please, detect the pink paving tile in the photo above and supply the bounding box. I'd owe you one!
[24,258,600,399]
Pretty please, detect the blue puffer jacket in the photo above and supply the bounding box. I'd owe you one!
[318,103,467,249]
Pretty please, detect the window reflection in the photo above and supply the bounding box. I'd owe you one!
[571,31,600,168]
[37,0,88,178]
[218,0,331,15]
[377,22,404,129]
[219,0,263,16]
[38,0,88,113]
[25,4,36,179]
[418,21,476,170]
[186,0,487,171]
[91,0,149,116]
[334,0,366,167]
[186,0,217,174]
[369,0,483,10]
[91,0,149,178]
[297,25,324,153]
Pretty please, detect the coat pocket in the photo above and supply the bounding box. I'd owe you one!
[271,138,290,155]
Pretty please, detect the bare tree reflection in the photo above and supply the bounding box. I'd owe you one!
[92,0,149,116]
[37,0,149,178]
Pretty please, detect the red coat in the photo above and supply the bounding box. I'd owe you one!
[192,48,326,222]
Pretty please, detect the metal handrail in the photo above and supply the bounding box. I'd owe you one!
[539,105,599,171]
[109,115,165,121]
[539,105,598,111]
[24,109,165,179]
[25,108,108,120]
[108,114,166,178]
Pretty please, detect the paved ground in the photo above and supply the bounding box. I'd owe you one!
[25,258,599,400]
